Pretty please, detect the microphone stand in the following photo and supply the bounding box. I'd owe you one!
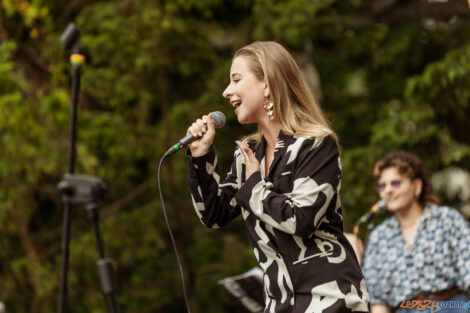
[57,22,83,313]
[57,23,120,313]
[87,202,120,313]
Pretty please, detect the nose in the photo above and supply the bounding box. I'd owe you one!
[382,183,394,196]
[222,83,233,99]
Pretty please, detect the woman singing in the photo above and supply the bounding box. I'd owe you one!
[186,41,370,313]
[362,151,470,313]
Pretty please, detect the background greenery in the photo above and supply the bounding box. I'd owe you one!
[1,0,469,312]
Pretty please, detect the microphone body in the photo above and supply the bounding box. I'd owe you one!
[370,199,387,214]
[353,200,387,235]
[164,111,226,157]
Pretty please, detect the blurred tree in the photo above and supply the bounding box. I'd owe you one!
[0,0,469,312]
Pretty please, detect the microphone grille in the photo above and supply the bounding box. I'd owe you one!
[377,199,387,212]
[212,111,226,129]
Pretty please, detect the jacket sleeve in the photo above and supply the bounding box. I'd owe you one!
[235,135,341,238]
[186,146,241,228]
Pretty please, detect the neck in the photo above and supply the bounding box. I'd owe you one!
[259,121,281,148]
[395,201,424,229]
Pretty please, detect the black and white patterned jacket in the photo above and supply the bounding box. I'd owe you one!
[187,131,370,313]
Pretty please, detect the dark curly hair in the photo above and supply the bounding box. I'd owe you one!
[373,150,439,207]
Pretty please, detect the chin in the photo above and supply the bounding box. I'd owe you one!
[387,204,408,213]
[236,114,255,124]
[236,115,247,124]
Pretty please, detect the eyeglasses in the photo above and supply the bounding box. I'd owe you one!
[377,179,402,193]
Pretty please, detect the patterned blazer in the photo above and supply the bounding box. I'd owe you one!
[187,131,370,313]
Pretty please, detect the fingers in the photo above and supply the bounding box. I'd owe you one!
[187,118,207,137]
[235,140,245,154]
[205,113,215,131]
[235,140,254,158]
[187,114,217,156]
[236,140,260,180]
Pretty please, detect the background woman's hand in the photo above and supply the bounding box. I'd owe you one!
[236,140,260,180]
[188,113,216,157]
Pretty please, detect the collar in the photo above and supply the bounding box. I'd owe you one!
[387,203,440,229]
[383,203,441,249]
[254,130,294,179]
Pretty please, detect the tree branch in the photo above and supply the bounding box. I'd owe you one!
[101,177,154,219]
[0,16,8,42]
[8,203,41,291]
[372,0,399,16]
[346,0,470,29]
[382,0,470,22]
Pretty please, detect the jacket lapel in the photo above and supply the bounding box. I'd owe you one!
[266,131,293,181]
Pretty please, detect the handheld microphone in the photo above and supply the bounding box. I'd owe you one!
[163,111,226,157]
[353,200,387,235]
[370,199,387,214]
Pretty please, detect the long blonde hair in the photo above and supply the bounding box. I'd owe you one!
[234,41,337,143]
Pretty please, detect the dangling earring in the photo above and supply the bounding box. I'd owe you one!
[264,100,274,120]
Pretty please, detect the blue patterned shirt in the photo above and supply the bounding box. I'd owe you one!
[362,204,470,307]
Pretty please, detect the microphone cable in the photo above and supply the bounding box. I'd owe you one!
[157,153,192,313]
[155,111,224,313]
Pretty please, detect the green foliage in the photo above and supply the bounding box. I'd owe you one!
[1,0,469,312]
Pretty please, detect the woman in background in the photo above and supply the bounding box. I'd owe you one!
[362,150,470,313]
[186,41,370,313]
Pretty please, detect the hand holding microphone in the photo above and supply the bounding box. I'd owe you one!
[187,113,216,157]
[164,111,226,157]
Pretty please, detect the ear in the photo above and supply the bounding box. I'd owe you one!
[413,178,423,198]
[263,81,270,98]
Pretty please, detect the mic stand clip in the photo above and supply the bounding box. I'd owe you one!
[58,174,120,313]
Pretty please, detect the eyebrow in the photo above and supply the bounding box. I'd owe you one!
[231,73,241,78]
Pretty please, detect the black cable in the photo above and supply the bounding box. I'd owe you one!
[157,153,192,313]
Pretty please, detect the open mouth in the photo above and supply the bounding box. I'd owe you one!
[232,100,242,108]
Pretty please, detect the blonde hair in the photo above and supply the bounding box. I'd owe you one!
[234,41,337,143]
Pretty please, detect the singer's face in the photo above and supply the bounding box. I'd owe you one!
[222,56,268,124]
[377,167,421,213]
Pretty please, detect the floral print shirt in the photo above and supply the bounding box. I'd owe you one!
[362,203,470,308]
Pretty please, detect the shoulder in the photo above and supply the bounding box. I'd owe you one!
[426,203,466,222]
[300,134,337,145]
[286,135,339,170]
[425,204,470,240]
[293,134,338,154]
[434,205,470,231]
[368,216,397,244]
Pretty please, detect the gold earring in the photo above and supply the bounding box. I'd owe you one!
[264,101,274,120]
